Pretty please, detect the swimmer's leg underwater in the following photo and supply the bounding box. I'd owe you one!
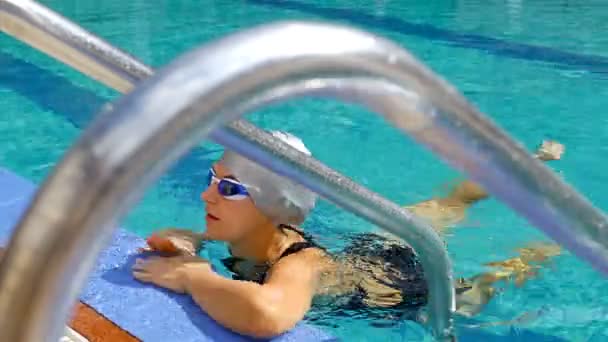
[373,140,565,318]
[403,140,565,234]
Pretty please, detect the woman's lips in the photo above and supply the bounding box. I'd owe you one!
[206,213,219,221]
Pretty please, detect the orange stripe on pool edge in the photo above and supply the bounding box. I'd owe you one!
[69,302,140,342]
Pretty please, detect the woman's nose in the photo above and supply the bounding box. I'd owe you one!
[201,183,218,203]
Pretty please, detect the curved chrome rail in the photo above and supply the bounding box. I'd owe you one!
[0,2,455,341]
[2,1,608,342]
[0,0,149,91]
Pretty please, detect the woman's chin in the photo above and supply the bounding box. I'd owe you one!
[202,230,228,242]
[201,231,216,240]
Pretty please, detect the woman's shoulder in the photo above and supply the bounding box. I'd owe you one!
[273,238,333,276]
[279,240,329,262]
[274,224,333,270]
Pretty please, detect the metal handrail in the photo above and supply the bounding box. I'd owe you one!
[0,1,456,341]
[0,0,149,92]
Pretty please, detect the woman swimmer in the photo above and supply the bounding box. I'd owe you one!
[132,131,564,337]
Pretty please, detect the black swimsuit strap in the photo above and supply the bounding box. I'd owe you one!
[278,241,317,259]
[278,224,324,251]
[278,223,307,238]
[223,224,323,283]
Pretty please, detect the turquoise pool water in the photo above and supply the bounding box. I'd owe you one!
[1,0,608,340]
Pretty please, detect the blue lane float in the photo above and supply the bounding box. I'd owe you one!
[0,167,336,342]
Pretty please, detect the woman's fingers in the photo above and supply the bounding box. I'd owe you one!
[132,260,148,272]
[133,271,153,283]
[132,257,161,271]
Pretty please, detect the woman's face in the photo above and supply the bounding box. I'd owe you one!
[201,162,271,243]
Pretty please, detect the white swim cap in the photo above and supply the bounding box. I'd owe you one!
[220,131,317,225]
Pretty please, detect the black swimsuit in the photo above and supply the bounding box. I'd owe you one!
[221,224,321,284]
[221,225,431,316]
[341,233,429,313]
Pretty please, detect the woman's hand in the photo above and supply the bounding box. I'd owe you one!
[139,228,205,256]
[132,255,213,293]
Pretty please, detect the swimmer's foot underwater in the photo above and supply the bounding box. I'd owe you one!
[454,242,562,317]
[133,134,566,337]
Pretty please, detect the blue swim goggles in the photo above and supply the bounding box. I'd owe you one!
[207,168,249,200]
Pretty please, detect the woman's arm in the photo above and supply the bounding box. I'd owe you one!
[133,249,323,338]
[184,250,321,337]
